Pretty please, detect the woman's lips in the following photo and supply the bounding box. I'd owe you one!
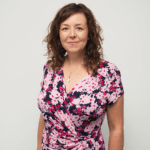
[69,42,78,45]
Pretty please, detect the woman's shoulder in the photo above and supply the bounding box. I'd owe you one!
[100,59,119,70]
[43,60,53,71]
[98,59,121,77]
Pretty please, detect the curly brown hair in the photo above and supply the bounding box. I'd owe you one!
[43,3,104,76]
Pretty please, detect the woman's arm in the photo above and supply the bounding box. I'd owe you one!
[37,113,45,149]
[106,95,124,150]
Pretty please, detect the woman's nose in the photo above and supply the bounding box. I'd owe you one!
[69,29,76,38]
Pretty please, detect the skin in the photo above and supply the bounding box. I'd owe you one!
[107,95,124,150]
[37,113,45,150]
[59,13,88,67]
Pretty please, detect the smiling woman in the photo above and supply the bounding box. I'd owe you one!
[37,3,124,150]
[59,13,88,55]
[42,3,104,76]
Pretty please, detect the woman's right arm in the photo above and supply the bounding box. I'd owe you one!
[37,113,45,150]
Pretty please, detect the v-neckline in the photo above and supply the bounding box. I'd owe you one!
[61,67,91,96]
[60,59,105,96]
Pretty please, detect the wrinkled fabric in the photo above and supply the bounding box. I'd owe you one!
[37,60,124,150]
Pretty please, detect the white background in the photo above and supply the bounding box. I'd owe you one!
[0,0,150,149]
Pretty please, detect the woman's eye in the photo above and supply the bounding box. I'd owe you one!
[62,27,83,30]
[62,28,68,30]
[77,27,83,30]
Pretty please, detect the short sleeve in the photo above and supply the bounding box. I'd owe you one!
[40,62,48,92]
[37,62,48,112]
[106,64,124,105]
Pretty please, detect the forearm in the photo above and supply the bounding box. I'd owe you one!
[37,113,45,147]
[108,130,124,150]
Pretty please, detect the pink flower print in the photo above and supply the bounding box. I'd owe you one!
[104,78,109,85]
[88,123,95,131]
[50,121,54,126]
[64,100,68,107]
[51,99,58,105]
[76,107,82,112]
[97,107,105,116]
[86,106,97,115]
[77,124,83,130]
[98,100,102,104]
[103,92,107,96]
[71,115,79,122]
[100,134,104,141]
[37,60,124,150]
[109,93,118,103]
[89,140,92,144]
[46,86,52,92]
[82,105,86,109]
[53,75,56,79]
[58,96,63,104]
[49,104,55,112]
[96,92,103,99]
[80,94,92,104]
[47,100,51,105]
[80,115,89,121]
[100,64,104,68]
[109,72,112,77]
[101,68,108,77]
[44,74,47,79]
[82,144,84,147]
[72,98,80,105]
[109,63,116,72]
[76,107,83,116]
[44,83,48,90]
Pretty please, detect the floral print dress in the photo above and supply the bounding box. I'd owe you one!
[37,60,124,150]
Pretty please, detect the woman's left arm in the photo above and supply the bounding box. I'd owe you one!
[106,95,124,150]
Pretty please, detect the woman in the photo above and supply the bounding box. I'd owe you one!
[37,3,124,150]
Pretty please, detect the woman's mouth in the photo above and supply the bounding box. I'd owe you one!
[69,42,78,45]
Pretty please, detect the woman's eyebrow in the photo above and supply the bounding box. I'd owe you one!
[61,23,83,26]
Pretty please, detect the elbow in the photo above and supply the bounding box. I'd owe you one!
[109,124,124,133]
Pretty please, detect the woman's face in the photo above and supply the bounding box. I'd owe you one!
[59,13,88,54]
